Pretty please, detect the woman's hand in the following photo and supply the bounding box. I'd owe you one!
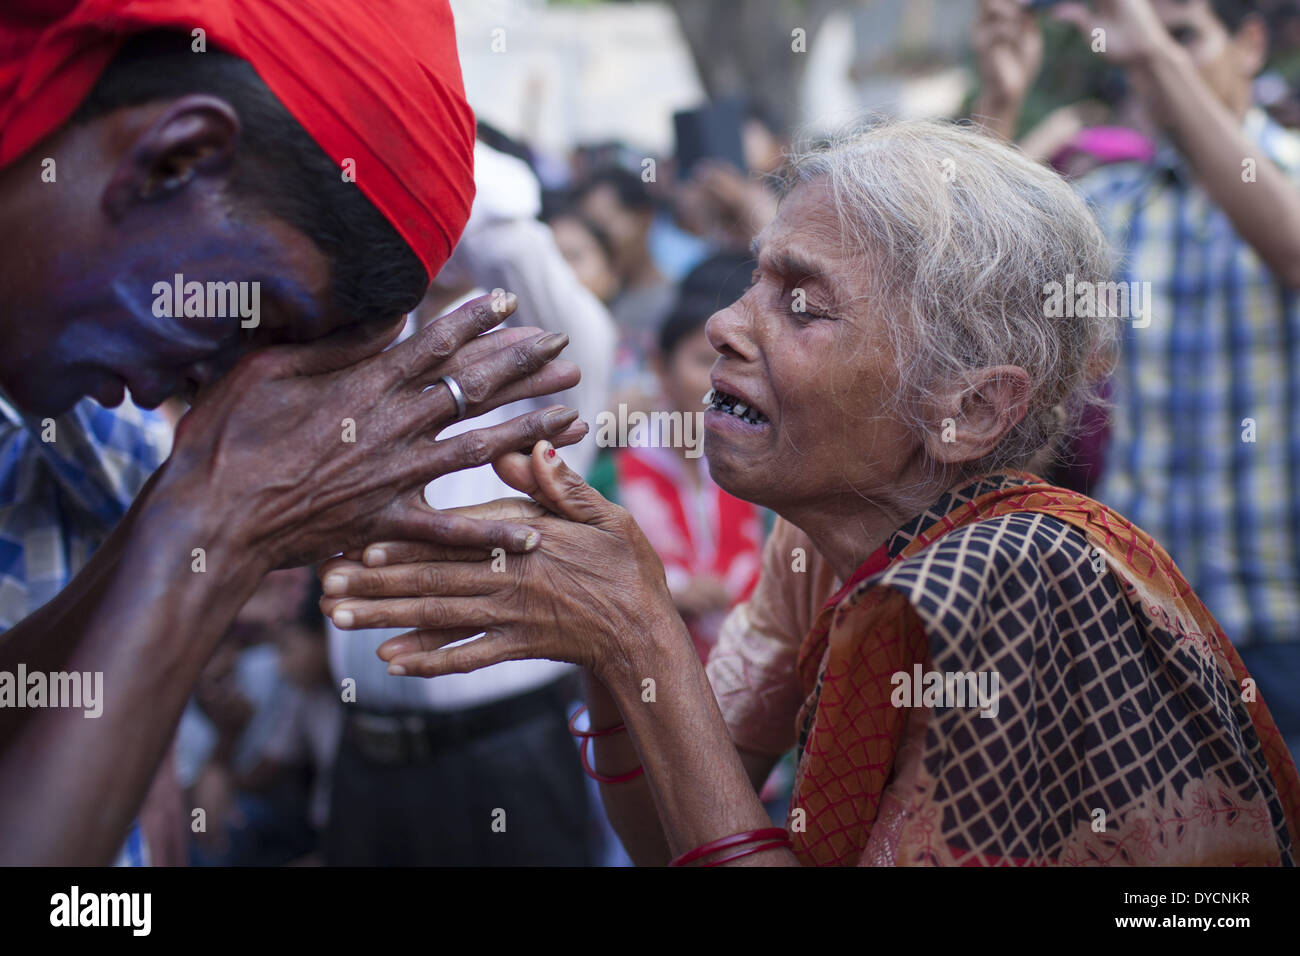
[322,446,793,867]
[318,442,685,684]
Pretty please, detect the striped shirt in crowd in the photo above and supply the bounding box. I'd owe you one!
[1079,108,1300,646]
[0,392,172,864]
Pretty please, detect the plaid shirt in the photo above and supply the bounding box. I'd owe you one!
[1080,109,1300,646]
[0,392,172,864]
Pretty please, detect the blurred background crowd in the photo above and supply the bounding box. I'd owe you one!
[138,0,1300,866]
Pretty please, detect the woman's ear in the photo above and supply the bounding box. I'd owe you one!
[923,365,1031,465]
[101,94,240,222]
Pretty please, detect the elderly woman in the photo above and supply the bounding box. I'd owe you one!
[321,120,1300,866]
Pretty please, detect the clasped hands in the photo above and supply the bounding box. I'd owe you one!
[319,441,680,685]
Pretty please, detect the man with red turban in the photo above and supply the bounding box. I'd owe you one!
[0,0,586,864]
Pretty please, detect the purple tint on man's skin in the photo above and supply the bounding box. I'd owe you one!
[253,272,331,342]
[0,98,352,418]
[11,227,333,415]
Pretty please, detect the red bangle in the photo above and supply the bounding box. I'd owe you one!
[702,838,792,867]
[569,705,643,783]
[567,704,628,739]
[669,827,788,867]
[579,736,644,784]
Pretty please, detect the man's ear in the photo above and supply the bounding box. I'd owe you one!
[102,94,240,222]
[923,365,1031,465]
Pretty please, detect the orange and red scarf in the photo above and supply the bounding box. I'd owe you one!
[789,472,1300,866]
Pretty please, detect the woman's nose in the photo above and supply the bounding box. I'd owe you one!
[705,299,755,361]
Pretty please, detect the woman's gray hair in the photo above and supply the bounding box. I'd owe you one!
[785,118,1117,474]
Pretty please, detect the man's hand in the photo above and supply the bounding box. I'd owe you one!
[317,445,795,868]
[157,291,588,572]
[1054,0,1175,67]
[674,161,779,250]
[0,290,593,865]
[973,0,1044,138]
[1052,0,1300,289]
[975,0,1044,110]
[317,442,680,683]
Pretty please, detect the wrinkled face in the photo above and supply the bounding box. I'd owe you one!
[1152,0,1261,116]
[703,178,922,513]
[0,104,356,417]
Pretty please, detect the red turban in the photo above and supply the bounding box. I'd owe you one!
[0,0,476,279]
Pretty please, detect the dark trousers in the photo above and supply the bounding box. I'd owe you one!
[325,680,590,866]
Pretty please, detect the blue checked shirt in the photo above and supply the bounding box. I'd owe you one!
[1080,109,1300,646]
[0,392,172,864]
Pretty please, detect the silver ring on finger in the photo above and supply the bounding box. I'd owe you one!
[439,374,468,421]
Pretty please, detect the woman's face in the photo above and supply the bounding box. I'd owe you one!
[703,178,924,514]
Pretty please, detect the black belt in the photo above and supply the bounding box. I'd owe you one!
[343,676,576,765]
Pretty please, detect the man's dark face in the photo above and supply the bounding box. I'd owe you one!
[0,95,357,417]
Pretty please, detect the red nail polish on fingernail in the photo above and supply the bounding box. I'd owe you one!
[546,447,556,460]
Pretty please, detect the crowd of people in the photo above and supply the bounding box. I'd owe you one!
[1,0,1299,868]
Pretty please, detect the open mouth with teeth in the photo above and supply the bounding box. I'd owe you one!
[705,388,770,425]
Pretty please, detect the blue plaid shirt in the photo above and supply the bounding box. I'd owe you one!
[1080,109,1300,646]
[0,392,172,864]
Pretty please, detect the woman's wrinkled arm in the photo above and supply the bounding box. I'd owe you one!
[322,444,798,865]
[578,667,781,865]
[598,615,796,866]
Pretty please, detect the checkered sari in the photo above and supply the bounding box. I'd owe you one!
[790,472,1300,866]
